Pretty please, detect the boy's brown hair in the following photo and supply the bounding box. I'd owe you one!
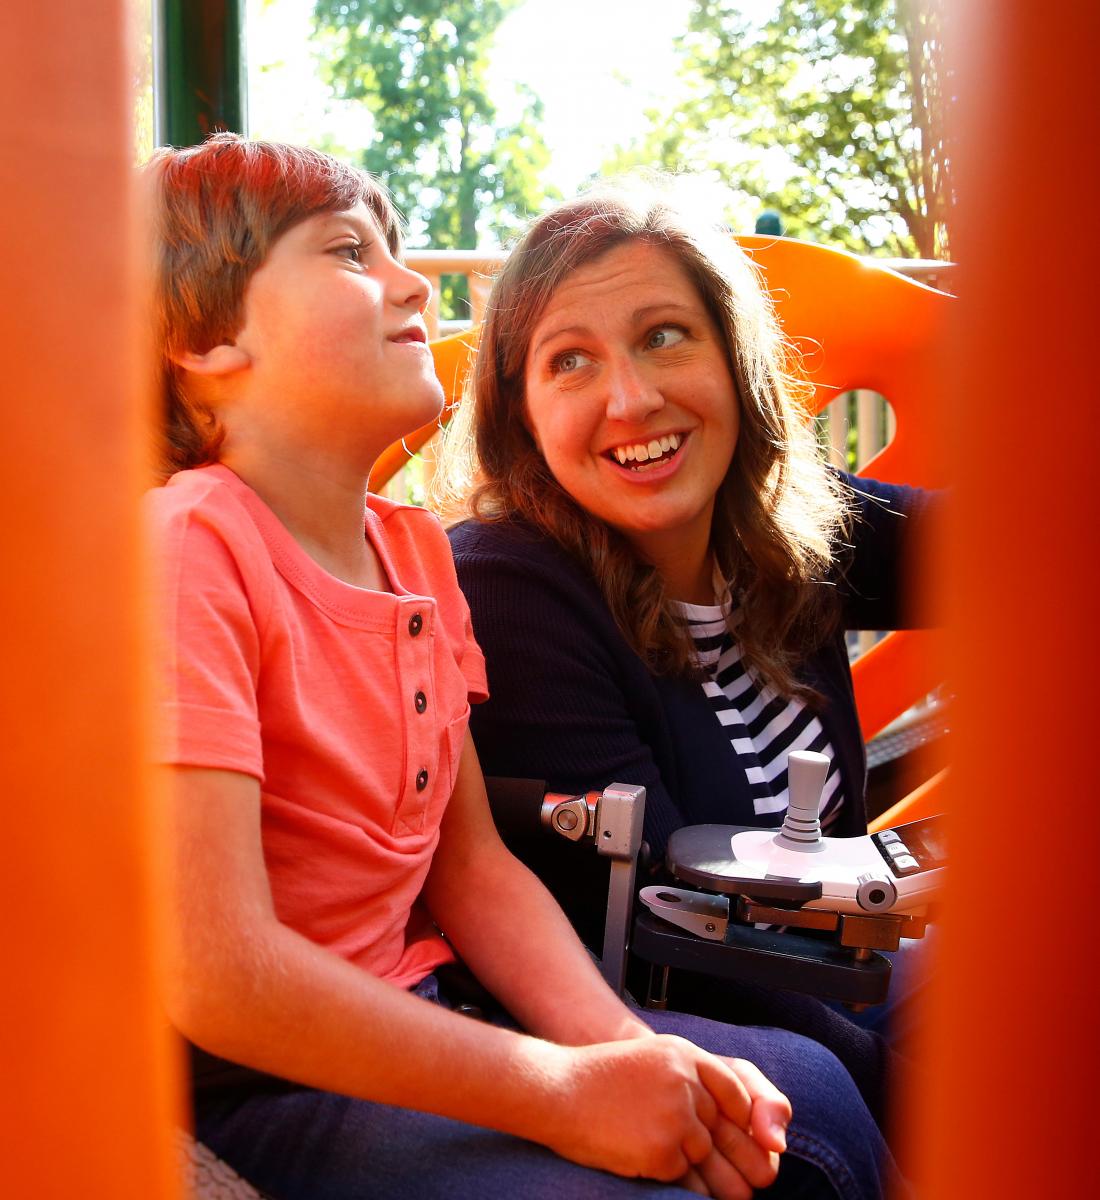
[145,133,402,479]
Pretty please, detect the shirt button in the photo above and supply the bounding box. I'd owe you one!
[408,611,423,637]
[415,768,429,792]
[414,690,427,714]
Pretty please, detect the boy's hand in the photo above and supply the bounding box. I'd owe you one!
[723,1056,791,1156]
[536,1034,788,1198]
[682,1057,790,1198]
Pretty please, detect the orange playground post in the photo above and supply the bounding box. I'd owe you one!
[913,0,1100,1194]
[0,3,181,1198]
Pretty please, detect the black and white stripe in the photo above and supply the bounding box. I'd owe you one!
[678,599,844,832]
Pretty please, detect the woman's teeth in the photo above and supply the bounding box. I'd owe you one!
[611,433,682,466]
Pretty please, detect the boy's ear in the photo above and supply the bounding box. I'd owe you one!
[169,343,252,377]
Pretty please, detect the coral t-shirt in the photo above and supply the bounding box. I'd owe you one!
[147,464,488,989]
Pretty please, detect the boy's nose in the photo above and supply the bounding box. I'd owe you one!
[605,359,664,424]
[396,263,432,313]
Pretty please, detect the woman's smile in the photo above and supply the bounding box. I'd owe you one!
[605,431,686,471]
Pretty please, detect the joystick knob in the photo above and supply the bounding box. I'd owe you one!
[776,750,830,850]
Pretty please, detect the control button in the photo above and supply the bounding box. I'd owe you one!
[885,842,911,859]
[877,830,901,845]
[408,611,423,637]
[554,808,580,833]
[892,854,920,875]
[415,768,429,792]
[414,690,427,714]
[856,875,898,913]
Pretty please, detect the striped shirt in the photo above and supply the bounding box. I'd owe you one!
[676,597,844,832]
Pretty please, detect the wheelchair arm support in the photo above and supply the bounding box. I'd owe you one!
[485,778,644,996]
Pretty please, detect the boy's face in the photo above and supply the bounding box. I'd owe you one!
[226,200,442,467]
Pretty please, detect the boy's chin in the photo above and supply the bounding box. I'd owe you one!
[368,387,446,468]
[403,383,447,433]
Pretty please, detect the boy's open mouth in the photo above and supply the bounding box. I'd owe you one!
[605,432,685,472]
[391,325,427,345]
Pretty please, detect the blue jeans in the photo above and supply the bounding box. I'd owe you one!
[195,975,906,1200]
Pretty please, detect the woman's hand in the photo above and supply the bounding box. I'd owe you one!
[536,1034,788,1198]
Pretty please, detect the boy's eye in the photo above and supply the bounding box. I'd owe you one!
[646,325,686,350]
[334,241,367,263]
[550,349,593,375]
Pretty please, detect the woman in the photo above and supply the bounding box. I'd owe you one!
[439,180,938,1127]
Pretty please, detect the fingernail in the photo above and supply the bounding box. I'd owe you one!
[771,1123,788,1152]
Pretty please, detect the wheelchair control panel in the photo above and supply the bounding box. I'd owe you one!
[645,748,943,921]
[634,751,944,1007]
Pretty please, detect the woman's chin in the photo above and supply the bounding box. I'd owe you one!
[610,509,707,541]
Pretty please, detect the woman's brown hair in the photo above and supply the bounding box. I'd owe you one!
[144,133,402,480]
[435,179,850,697]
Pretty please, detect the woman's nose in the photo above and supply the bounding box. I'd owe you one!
[605,359,663,424]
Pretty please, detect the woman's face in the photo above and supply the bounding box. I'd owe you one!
[523,240,739,583]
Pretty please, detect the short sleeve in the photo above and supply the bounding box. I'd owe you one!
[460,605,489,704]
[145,487,268,779]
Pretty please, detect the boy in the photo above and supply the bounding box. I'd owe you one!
[146,133,885,1200]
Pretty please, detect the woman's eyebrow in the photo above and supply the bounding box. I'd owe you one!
[531,325,588,358]
[631,301,699,322]
[532,301,702,357]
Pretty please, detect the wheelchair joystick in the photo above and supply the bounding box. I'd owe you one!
[775,750,829,851]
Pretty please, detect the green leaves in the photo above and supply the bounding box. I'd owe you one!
[605,0,953,257]
[313,0,554,306]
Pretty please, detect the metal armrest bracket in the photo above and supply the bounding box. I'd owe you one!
[537,782,646,995]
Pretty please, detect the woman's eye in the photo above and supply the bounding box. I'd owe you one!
[550,349,592,375]
[647,325,686,350]
[335,242,364,263]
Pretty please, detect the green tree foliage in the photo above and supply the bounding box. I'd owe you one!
[311,0,553,264]
[607,0,952,257]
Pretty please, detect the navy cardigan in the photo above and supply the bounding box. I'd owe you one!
[450,474,937,865]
